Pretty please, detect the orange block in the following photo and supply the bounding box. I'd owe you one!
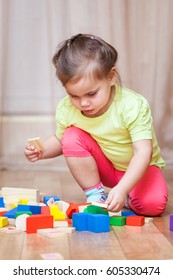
[26,214,53,234]
[126,216,145,226]
[66,202,91,218]
[66,203,79,218]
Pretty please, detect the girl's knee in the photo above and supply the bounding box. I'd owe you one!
[61,126,91,157]
[130,194,168,216]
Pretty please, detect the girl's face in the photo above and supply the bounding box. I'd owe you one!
[65,72,115,117]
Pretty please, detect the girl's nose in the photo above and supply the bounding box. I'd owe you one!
[80,98,90,107]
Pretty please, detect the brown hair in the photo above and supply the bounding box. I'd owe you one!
[52,33,121,86]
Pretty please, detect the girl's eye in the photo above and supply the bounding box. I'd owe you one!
[88,92,97,97]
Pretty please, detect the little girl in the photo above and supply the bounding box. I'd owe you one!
[25,33,168,216]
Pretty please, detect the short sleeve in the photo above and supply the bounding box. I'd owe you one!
[123,97,153,142]
[55,100,68,141]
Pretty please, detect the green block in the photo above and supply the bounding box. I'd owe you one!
[110,216,126,226]
[15,211,32,217]
[84,205,108,215]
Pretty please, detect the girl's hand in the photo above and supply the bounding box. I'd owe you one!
[24,145,42,162]
[106,185,127,212]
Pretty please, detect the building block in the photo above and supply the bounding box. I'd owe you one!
[49,204,66,220]
[17,204,41,214]
[72,212,89,231]
[0,197,4,207]
[27,137,45,150]
[1,187,39,203]
[15,214,30,231]
[15,211,32,218]
[66,203,79,218]
[26,214,54,234]
[0,217,8,227]
[3,207,17,219]
[126,216,145,226]
[170,214,173,231]
[55,200,70,214]
[110,216,126,226]
[43,196,60,205]
[91,201,108,208]
[121,209,137,216]
[54,218,72,227]
[18,198,29,204]
[84,205,108,215]
[41,206,50,215]
[37,227,75,238]
[87,214,110,233]
[0,208,8,216]
[108,210,122,217]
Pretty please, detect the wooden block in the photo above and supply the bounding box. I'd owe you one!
[27,137,45,150]
[126,216,145,226]
[49,204,66,220]
[37,227,75,238]
[15,214,30,231]
[26,214,53,234]
[0,226,23,233]
[91,201,108,209]
[110,216,126,226]
[1,187,40,203]
[0,217,8,227]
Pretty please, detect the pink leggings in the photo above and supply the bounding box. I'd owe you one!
[62,127,168,216]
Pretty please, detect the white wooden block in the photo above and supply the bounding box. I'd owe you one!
[8,218,16,226]
[91,201,108,208]
[27,137,45,150]
[108,210,122,217]
[0,226,23,233]
[15,214,30,231]
[1,187,40,203]
[37,227,75,237]
[54,220,69,227]
[55,200,70,215]
[78,205,89,212]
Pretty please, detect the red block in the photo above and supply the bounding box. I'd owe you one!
[26,214,53,234]
[41,206,50,215]
[0,211,8,216]
[126,216,145,226]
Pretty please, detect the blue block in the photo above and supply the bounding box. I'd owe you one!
[88,214,110,233]
[72,212,89,231]
[17,204,41,214]
[43,196,60,205]
[3,207,17,219]
[121,210,137,216]
[0,197,4,207]
[17,205,30,211]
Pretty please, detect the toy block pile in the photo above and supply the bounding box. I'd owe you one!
[0,187,164,236]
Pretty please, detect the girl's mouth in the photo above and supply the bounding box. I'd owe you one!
[82,109,94,115]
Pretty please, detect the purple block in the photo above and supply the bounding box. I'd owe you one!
[170,214,173,231]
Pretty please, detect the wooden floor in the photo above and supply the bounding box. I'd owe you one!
[0,168,173,260]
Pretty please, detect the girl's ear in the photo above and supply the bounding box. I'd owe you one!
[108,67,116,85]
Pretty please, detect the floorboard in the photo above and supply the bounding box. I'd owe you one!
[0,168,173,260]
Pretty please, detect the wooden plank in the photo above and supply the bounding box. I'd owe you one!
[20,232,70,260]
[112,221,173,259]
[68,230,126,260]
[0,231,25,260]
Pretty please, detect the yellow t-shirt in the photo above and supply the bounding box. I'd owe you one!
[56,86,165,171]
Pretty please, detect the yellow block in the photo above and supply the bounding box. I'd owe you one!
[19,198,29,205]
[0,217,8,227]
[49,205,66,221]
